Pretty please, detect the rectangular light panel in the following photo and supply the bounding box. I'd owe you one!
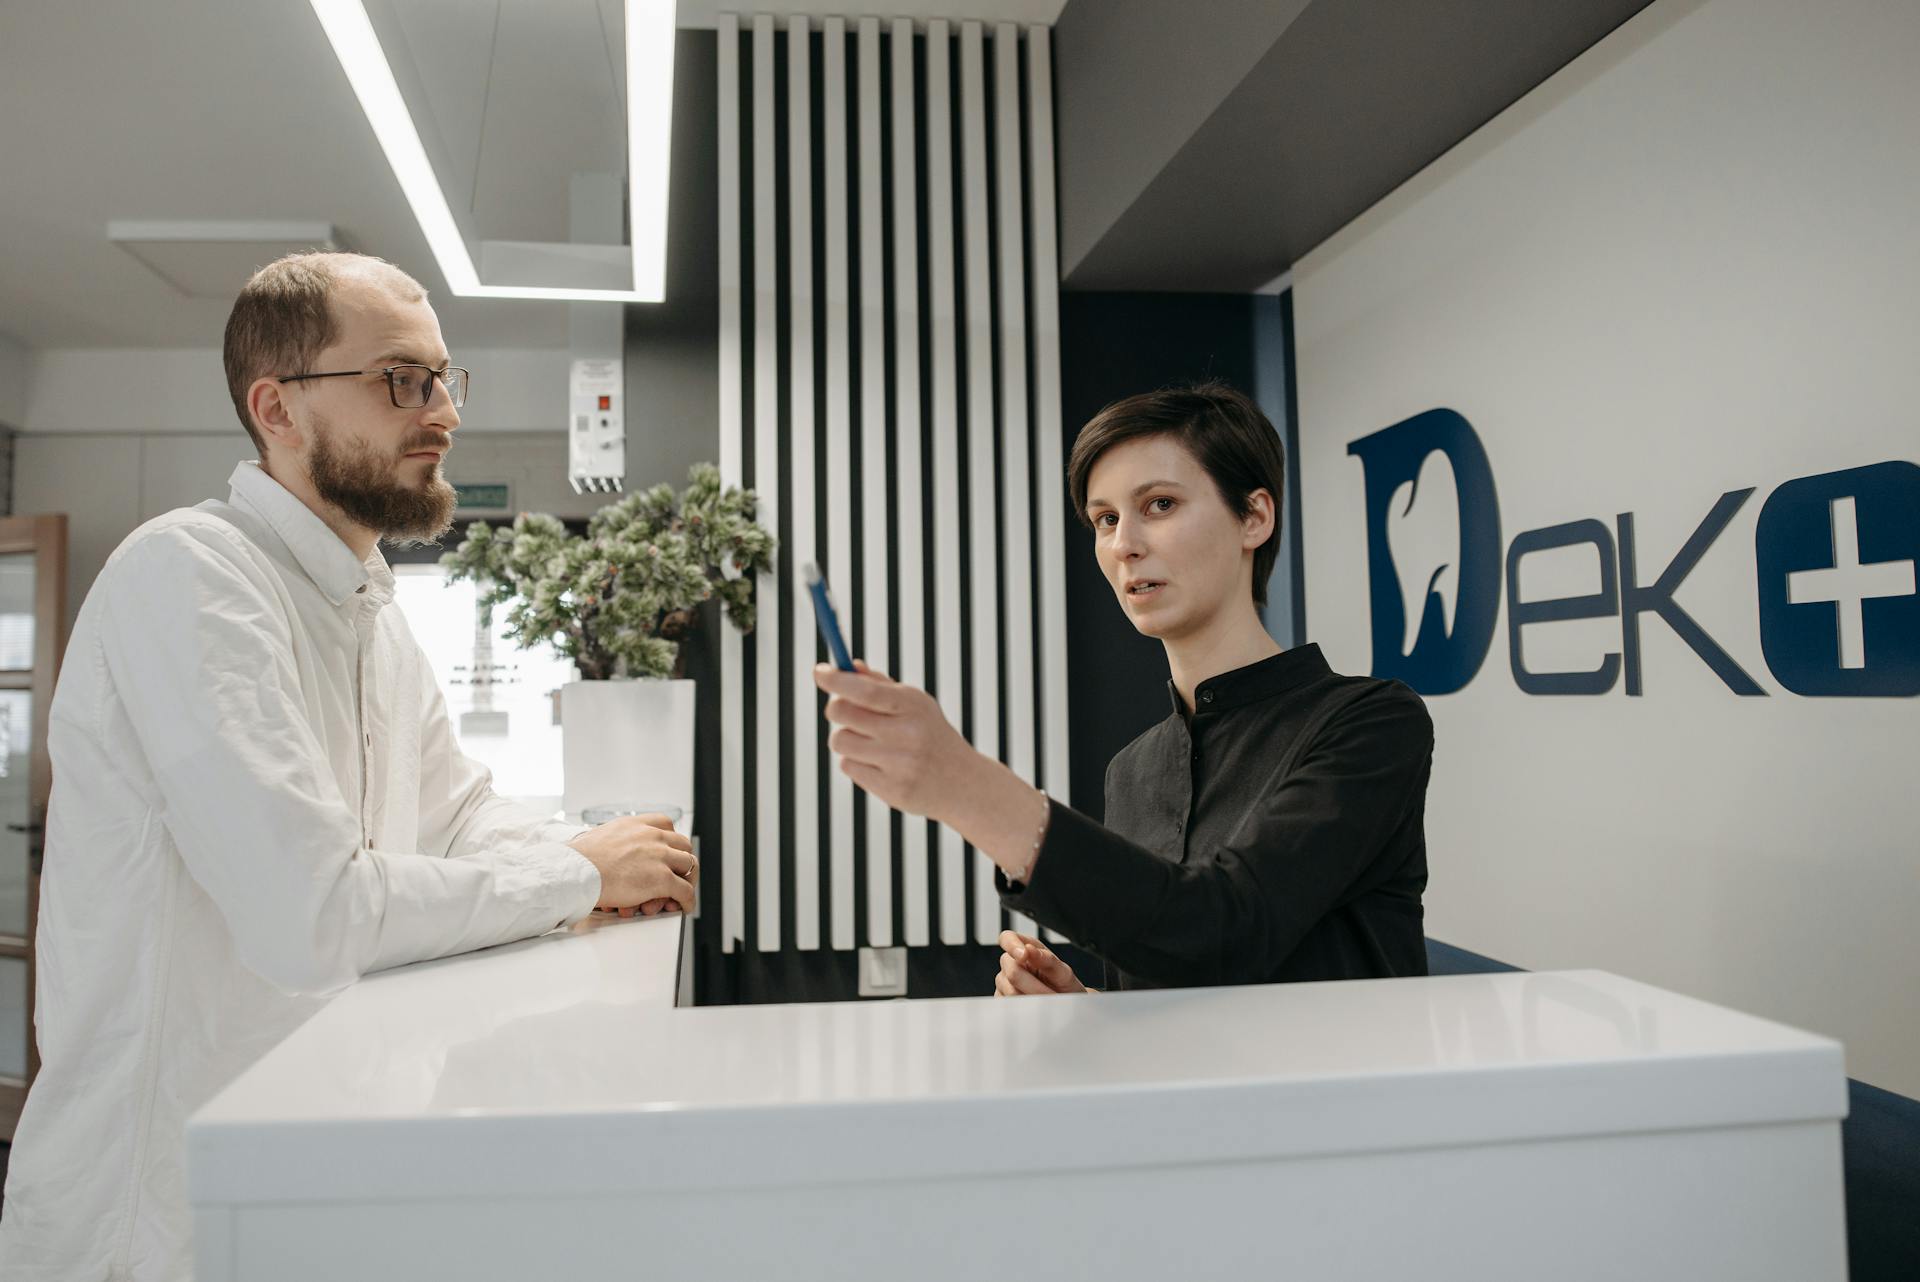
[309,0,674,302]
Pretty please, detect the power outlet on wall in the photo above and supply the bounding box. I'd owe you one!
[857,946,908,998]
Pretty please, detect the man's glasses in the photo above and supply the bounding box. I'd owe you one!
[278,364,470,409]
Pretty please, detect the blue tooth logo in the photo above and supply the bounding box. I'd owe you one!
[1756,461,1920,697]
[1348,409,1504,695]
[1387,448,1461,660]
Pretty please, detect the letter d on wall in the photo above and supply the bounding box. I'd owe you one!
[1348,409,1503,694]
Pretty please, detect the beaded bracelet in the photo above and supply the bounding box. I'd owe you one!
[1023,786,1052,882]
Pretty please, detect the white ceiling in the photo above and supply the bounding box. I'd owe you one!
[0,0,568,350]
[675,1,1067,24]
[0,0,1064,354]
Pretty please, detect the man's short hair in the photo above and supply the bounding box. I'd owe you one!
[1066,381,1287,609]
[222,251,427,452]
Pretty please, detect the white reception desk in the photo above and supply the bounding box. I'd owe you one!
[188,915,1848,1281]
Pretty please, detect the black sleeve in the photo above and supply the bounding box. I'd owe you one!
[997,684,1433,987]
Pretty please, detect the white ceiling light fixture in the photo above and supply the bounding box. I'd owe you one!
[109,221,340,298]
[308,0,675,303]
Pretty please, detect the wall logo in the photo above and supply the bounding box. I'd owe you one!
[1348,409,1503,694]
[1349,411,1919,698]
[1756,462,1920,696]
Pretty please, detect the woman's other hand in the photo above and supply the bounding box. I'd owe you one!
[994,930,1088,996]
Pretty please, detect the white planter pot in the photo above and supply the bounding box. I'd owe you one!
[560,678,696,820]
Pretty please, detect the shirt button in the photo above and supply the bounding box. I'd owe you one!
[1200,690,1214,705]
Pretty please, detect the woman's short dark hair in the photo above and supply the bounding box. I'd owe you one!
[1067,381,1286,609]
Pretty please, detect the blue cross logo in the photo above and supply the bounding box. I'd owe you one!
[1756,461,1920,697]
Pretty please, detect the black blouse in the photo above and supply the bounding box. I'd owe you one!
[998,644,1433,990]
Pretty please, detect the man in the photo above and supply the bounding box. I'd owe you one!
[0,252,695,1281]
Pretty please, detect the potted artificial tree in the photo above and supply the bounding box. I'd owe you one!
[441,462,775,819]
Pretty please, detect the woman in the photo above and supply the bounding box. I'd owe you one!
[816,382,1432,996]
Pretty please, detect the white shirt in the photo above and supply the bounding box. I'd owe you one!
[0,461,600,1282]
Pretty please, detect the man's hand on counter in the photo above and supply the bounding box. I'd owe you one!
[568,815,698,919]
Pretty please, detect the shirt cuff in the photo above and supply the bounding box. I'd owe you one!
[994,799,1159,951]
[525,839,602,925]
[538,819,592,845]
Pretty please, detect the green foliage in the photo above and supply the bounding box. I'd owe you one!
[440,463,776,680]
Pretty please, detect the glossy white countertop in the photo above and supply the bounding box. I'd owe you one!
[188,916,1847,1206]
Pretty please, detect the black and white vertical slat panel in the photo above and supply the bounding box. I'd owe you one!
[717,15,745,954]
[855,17,892,949]
[925,20,967,947]
[786,16,820,952]
[1024,26,1071,947]
[717,16,1068,957]
[750,14,781,951]
[821,15,856,950]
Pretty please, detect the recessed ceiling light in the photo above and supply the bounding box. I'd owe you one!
[308,0,674,303]
[108,221,340,299]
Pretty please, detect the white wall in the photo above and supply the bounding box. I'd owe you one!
[9,338,725,633]
[13,429,609,639]
[19,346,570,434]
[1295,0,1920,1094]
[10,344,570,636]
[0,331,28,429]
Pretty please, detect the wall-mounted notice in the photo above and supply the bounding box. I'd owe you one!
[452,483,512,513]
[569,358,625,494]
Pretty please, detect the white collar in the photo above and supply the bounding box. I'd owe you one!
[227,460,393,607]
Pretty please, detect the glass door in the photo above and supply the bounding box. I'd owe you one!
[0,515,66,1139]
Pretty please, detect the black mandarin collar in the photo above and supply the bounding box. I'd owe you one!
[1165,644,1333,719]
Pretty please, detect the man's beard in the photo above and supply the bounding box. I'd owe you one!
[307,419,457,548]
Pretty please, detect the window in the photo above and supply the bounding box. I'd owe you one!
[391,563,577,803]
